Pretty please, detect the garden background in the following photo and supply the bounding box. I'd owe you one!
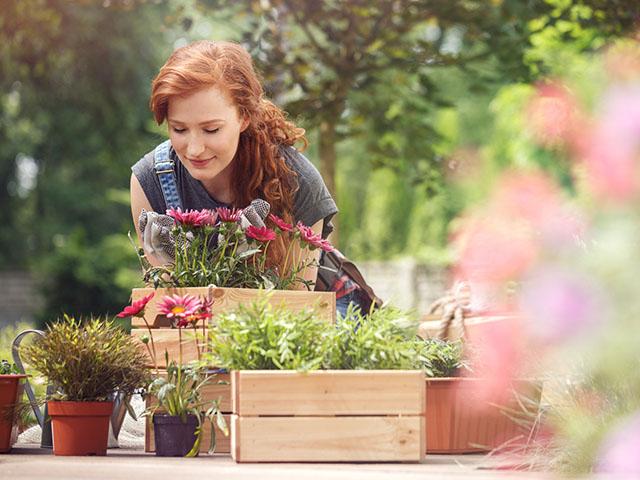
[0,0,636,323]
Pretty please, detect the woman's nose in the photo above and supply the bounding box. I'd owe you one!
[186,135,205,157]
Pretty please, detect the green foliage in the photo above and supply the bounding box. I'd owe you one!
[0,360,19,375]
[146,360,228,456]
[416,338,466,378]
[37,233,142,323]
[208,295,331,371]
[327,306,421,370]
[209,294,467,373]
[22,315,150,401]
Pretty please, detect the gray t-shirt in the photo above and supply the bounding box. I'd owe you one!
[132,143,337,238]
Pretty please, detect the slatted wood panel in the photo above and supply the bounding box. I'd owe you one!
[232,415,424,462]
[130,287,336,328]
[231,370,425,463]
[232,370,425,416]
[145,372,232,454]
[425,378,542,453]
[131,328,207,367]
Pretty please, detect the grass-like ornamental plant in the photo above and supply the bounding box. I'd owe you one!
[22,315,150,402]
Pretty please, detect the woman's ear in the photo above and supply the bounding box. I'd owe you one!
[240,116,250,133]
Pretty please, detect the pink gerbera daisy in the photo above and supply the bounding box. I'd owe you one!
[116,292,154,318]
[216,207,243,223]
[269,214,293,232]
[157,294,202,319]
[246,225,277,242]
[297,222,324,250]
[167,208,216,227]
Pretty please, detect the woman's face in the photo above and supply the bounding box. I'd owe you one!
[167,85,249,198]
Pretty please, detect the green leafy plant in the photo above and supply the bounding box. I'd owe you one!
[209,295,467,372]
[326,306,422,370]
[416,338,467,378]
[208,294,331,371]
[146,359,228,457]
[22,315,150,402]
[0,360,19,375]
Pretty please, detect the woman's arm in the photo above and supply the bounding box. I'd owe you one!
[287,219,324,291]
[130,173,163,267]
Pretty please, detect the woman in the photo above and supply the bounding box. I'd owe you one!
[130,40,364,313]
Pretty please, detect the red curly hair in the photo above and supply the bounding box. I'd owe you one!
[150,40,307,272]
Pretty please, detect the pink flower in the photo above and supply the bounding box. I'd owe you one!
[578,85,640,202]
[246,225,277,242]
[216,207,243,223]
[116,293,154,318]
[519,267,606,343]
[297,222,324,250]
[318,238,334,253]
[166,208,216,227]
[527,82,582,147]
[269,214,293,232]
[596,411,640,476]
[157,294,202,320]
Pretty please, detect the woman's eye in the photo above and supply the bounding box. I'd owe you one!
[205,128,220,134]
[172,127,186,134]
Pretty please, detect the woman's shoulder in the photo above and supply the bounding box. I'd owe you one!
[279,145,324,190]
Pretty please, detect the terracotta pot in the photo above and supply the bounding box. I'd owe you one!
[153,414,198,457]
[0,375,27,453]
[48,401,113,456]
[425,378,541,454]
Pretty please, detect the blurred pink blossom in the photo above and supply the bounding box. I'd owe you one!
[604,43,640,83]
[596,410,640,476]
[527,82,583,147]
[519,267,605,343]
[463,316,525,406]
[578,85,640,202]
[455,171,581,286]
[455,213,538,284]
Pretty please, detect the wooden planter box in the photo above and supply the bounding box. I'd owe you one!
[131,287,336,367]
[231,370,425,463]
[145,371,232,454]
[425,378,542,454]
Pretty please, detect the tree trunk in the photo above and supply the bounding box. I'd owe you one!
[318,119,339,247]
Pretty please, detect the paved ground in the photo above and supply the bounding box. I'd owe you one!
[1,445,550,480]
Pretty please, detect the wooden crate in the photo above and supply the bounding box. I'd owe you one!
[131,287,336,328]
[231,370,425,463]
[145,372,232,454]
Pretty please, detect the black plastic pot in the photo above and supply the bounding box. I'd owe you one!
[153,414,198,457]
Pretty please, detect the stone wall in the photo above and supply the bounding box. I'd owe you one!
[358,259,449,314]
[0,270,41,328]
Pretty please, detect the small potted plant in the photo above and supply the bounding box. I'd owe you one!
[0,360,27,453]
[21,316,150,456]
[118,292,228,457]
[418,337,542,454]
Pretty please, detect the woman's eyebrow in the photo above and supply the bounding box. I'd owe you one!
[168,118,226,125]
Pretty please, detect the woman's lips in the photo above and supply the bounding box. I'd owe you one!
[188,156,215,168]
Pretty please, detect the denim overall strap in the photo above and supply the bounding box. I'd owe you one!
[154,140,183,210]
